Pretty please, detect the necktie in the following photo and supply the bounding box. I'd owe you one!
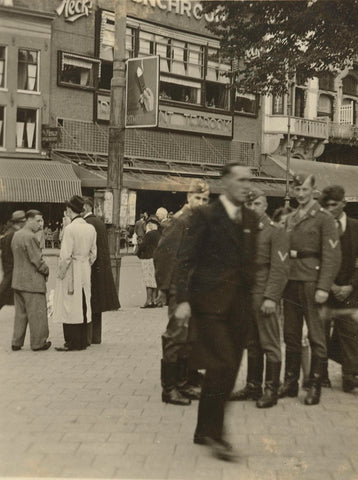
[336,219,343,236]
[233,207,242,224]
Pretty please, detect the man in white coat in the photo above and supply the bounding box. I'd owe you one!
[54,195,97,351]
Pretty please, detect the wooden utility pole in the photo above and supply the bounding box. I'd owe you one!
[107,0,127,291]
[285,82,292,208]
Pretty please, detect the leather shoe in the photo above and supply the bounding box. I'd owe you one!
[179,384,201,400]
[33,341,51,351]
[140,303,155,309]
[194,435,238,462]
[11,345,22,351]
[342,374,358,393]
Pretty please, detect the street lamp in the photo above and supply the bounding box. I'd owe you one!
[107,0,127,291]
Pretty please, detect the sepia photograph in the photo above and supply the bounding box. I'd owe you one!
[0,0,357,479]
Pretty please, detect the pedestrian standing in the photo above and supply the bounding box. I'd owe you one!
[230,189,289,408]
[11,210,51,351]
[279,174,341,405]
[54,196,97,351]
[0,211,26,310]
[175,164,258,461]
[82,197,120,345]
[137,215,161,308]
[319,185,358,393]
[154,179,210,406]
[134,213,148,246]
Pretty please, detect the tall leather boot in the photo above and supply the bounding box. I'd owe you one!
[161,360,191,406]
[177,357,201,400]
[304,356,323,405]
[278,352,301,398]
[230,354,263,401]
[256,362,281,408]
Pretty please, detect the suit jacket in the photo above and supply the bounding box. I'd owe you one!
[0,226,16,305]
[175,199,258,315]
[85,214,120,313]
[11,227,49,293]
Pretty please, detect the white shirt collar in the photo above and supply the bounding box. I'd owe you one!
[338,212,347,233]
[83,212,92,219]
[219,194,241,221]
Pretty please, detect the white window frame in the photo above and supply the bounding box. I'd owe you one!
[0,46,7,91]
[16,107,39,152]
[17,48,40,94]
[58,51,101,90]
[0,105,5,149]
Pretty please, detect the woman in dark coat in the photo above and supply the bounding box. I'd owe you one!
[137,215,161,308]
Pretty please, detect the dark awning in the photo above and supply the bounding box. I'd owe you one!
[267,155,358,201]
[0,159,82,203]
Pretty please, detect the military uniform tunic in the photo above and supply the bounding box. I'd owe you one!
[248,214,289,364]
[283,201,341,359]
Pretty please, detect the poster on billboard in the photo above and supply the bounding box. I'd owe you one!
[125,56,159,128]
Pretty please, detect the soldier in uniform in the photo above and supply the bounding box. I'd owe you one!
[154,179,210,406]
[279,174,341,405]
[319,185,358,393]
[231,189,289,408]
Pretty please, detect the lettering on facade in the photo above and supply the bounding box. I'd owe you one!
[131,0,221,22]
[56,0,93,23]
[159,106,232,137]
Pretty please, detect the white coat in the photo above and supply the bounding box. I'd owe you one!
[53,217,97,325]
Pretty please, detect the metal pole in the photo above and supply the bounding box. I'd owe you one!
[107,0,127,292]
[285,82,292,207]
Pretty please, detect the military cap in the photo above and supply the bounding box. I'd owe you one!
[320,185,345,204]
[247,187,265,202]
[292,173,315,187]
[10,210,26,223]
[188,178,210,195]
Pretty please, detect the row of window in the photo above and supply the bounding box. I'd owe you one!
[0,46,39,92]
[0,106,38,149]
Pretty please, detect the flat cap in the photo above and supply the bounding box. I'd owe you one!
[10,210,26,223]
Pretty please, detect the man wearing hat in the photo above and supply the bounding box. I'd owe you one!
[0,211,26,310]
[154,178,210,406]
[82,197,120,345]
[11,210,51,351]
[279,174,341,405]
[319,185,358,393]
[231,188,289,408]
[53,196,97,351]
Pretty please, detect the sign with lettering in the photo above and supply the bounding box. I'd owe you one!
[159,105,233,138]
[130,0,221,23]
[56,0,93,23]
[41,125,61,145]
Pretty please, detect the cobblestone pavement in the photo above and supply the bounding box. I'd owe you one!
[0,255,357,480]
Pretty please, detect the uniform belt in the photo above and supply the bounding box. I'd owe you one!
[289,250,320,259]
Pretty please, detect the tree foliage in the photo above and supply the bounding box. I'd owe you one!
[203,0,358,95]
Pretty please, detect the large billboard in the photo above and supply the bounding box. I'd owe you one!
[125,56,159,128]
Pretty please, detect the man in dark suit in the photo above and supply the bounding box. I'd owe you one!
[11,210,51,351]
[0,211,26,310]
[319,185,358,393]
[154,179,210,406]
[175,164,258,461]
[82,197,120,344]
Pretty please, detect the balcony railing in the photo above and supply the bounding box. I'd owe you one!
[329,123,358,141]
[264,115,329,139]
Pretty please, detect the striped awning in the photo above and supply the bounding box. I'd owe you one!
[0,159,82,203]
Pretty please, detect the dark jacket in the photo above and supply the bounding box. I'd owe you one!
[175,199,258,314]
[85,214,120,313]
[0,226,16,306]
[137,230,161,260]
[252,213,290,303]
[154,205,193,291]
[11,228,49,293]
[286,201,341,292]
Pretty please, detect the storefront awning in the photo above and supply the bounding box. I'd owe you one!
[267,155,358,201]
[0,159,82,203]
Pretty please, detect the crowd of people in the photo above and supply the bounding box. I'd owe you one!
[0,195,120,352]
[0,166,357,463]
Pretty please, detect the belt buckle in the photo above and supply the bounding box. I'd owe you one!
[290,250,298,258]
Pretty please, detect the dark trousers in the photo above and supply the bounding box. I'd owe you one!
[63,290,88,350]
[12,290,49,350]
[87,312,102,345]
[248,293,281,364]
[162,292,191,363]
[194,288,248,440]
[283,281,327,359]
